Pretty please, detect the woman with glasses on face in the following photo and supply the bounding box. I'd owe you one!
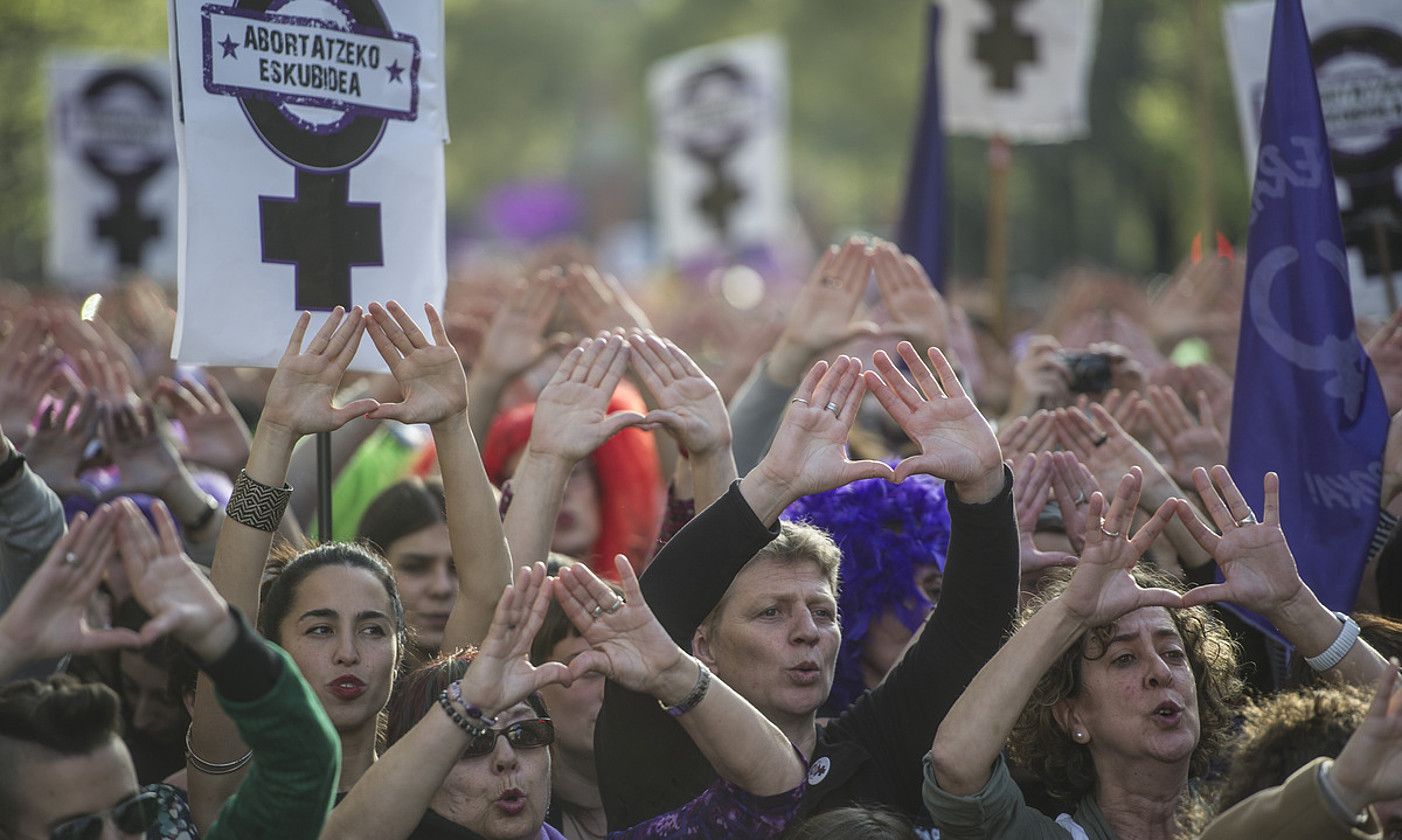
[325,557,808,840]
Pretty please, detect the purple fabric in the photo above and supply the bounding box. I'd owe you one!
[607,778,803,839]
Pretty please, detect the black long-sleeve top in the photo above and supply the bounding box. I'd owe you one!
[593,469,1020,829]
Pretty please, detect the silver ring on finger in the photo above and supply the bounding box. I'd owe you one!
[64,551,80,566]
[790,398,810,406]
[1235,514,1256,527]
[1073,491,1087,506]
[1099,524,1121,539]
[590,605,605,619]
[604,597,625,615]
[1093,434,1109,448]
[825,401,840,415]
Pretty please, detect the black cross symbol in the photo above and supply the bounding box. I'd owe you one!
[974,0,1039,91]
[260,170,383,311]
[89,160,164,268]
[695,159,746,239]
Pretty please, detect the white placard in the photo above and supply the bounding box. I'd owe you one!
[940,0,1102,143]
[46,53,178,288]
[1225,0,1402,320]
[168,0,448,369]
[648,34,789,263]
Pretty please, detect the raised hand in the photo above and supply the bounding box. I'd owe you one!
[997,410,1055,462]
[1009,335,1071,415]
[1011,453,1077,584]
[872,241,949,353]
[457,563,571,715]
[1057,468,1180,628]
[153,375,251,477]
[1366,308,1402,415]
[554,554,687,695]
[1077,388,1144,439]
[1328,662,1402,816]
[473,270,566,384]
[0,346,65,441]
[1184,363,1233,437]
[22,389,100,500]
[1174,466,1304,614]
[115,498,235,659]
[748,356,894,511]
[562,264,652,335]
[768,237,879,387]
[527,335,646,464]
[1047,450,1100,554]
[627,332,731,459]
[0,505,140,673]
[866,341,1002,496]
[101,401,189,499]
[260,306,378,437]
[1054,403,1174,499]
[363,301,467,426]
[1139,384,1227,486]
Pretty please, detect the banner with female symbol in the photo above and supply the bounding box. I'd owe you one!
[47,53,178,288]
[167,0,447,369]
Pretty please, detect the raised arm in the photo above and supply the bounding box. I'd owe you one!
[363,301,512,650]
[188,307,376,831]
[627,332,737,511]
[561,556,803,797]
[465,270,564,444]
[930,470,1178,795]
[323,562,570,840]
[501,335,645,570]
[729,237,876,473]
[1176,466,1389,687]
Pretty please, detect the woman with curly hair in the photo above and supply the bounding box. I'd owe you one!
[924,465,1390,839]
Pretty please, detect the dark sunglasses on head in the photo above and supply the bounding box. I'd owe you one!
[50,790,160,840]
[462,717,554,759]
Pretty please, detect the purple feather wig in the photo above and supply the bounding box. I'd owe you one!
[782,472,950,714]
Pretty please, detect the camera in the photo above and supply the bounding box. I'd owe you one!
[1059,351,1113,394]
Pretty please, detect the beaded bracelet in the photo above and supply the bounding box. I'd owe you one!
[185,724,253,775]
[449,680,499,728]
[438,689,490,737]
[658,661,711,718]
[225,470,292,532]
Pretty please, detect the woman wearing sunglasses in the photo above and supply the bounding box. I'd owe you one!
[0,498,338,840]
[326,556,807,840]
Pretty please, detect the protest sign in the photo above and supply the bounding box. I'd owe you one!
[1225,0,1402,320]
[168,0,448,369]
[47,53,178,287]
[940,0,1102,143]
[648,34,789,264]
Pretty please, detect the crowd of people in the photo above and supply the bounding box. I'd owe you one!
[2,236,1402,839]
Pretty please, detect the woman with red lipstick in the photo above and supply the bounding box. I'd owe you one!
[186,303,517,831]
[330,557,808,840]
[925,467,1391,839]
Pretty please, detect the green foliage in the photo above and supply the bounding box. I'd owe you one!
[0,0,1251,284]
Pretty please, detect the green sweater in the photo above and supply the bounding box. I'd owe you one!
[206,642,340,840]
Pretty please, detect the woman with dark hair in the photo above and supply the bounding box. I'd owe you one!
[357,477,457,655]
[327,557,807,840]
[925,466,1390,839]
[186,303,516,831]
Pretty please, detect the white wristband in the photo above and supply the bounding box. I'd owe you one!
[1304,612,1360,673]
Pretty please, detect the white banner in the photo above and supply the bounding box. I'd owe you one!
[1225,0,1402,321]
[46,53,178,288]
[648,34,789,264]
[940,0,1101,143]
[168,0,448,369]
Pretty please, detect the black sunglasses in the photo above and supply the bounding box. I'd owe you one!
[462,717,554,759]
[50,790,160,840]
